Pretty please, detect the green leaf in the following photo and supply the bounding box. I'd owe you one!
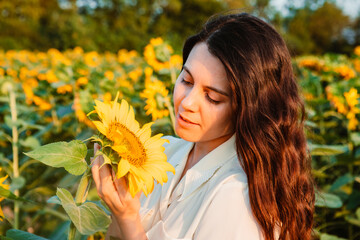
[87,135,104,146]
[304,120,317,128]
[4,116,27,128]
[329,173,354,191]
[47,195,61,205]
[315,192,343,208]
[320,233,347,240]
[356,208,360,220]
[347,190,360,209]
[48,221,71,240]
[308,143,349,156]
[20,136,40,149]
[350,132,360,146]
[24,140,88,176]
[0,186,28,202]
[6,229,48,240]
[345,215,360,227]
[58,174,81,188]
[87,200,111,215]
[10,176,26,191]
[56,188,111,235]
[0,236,13,240]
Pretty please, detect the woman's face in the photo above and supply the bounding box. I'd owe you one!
[173,42,234,143]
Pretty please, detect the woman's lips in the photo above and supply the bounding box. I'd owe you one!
[178,114,198,126]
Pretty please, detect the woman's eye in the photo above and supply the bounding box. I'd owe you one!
[206,94,220,104]
[181,78,192,85]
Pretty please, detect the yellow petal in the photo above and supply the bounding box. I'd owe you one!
[138,167,154,196]
[142,165,169,184]
[126,106,136,127]
[117,159,130,178]
[92,121,108,136]
[0,205,4,221]
[86,109,97,117]
[128,173,141,197]
[119,99,129,123]
[138,124,152,143]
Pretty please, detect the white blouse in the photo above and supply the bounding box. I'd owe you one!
[139,135,264,240]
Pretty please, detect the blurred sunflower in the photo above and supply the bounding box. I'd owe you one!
[333,65,356,80]
[0,167,10,221]
[140,79,171,121]
[344,88,360,130]
[354,46,360,56]
[73,93,95,128]
[56,84,73,94]
[344,88,359,108]
[88,92,175,197]
[144,37,173,71]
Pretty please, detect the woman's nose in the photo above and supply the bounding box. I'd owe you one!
[181,88,199,112]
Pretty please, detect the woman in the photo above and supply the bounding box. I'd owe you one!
[91,13,315,240]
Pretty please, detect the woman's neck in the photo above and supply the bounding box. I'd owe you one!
[192,133,233,163]
[180,133,234,181]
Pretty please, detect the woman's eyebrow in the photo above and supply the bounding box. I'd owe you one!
[204,86,229,97]
[183,65,194,79]
[183,65,229,97]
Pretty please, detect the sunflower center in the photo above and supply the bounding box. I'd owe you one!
[155,93,165,109]
[107,122,147,167]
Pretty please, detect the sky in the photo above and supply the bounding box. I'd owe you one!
[270,0,360,18]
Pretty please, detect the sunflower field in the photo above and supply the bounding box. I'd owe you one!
[0,37,360,239]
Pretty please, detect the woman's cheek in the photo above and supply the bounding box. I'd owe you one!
[173,84,183,113]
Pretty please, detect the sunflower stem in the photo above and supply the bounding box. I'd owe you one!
[170,66,177,84]
[8,84,20,229]
[49,95,60,132]
[68,167,92,240]
[164,98,175,130]
[68,222,81,240]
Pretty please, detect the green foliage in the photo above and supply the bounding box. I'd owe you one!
[1,32,360,238]
[24,141,88,176]
[1,0,359,55]
[0,186,28,202]
[0,37,180,238]
[0,0,227,53]
[295,52,360,239]
[56,188,111,235]
[5,229,49,240]
[315,192,343,208]
[284,1,352,55]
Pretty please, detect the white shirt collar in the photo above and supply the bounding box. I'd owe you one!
[161,135,238,205]
[179,134,238,200]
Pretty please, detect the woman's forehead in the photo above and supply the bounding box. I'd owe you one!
[184,43,230,92]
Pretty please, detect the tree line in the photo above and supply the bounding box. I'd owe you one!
[0,0,358,55]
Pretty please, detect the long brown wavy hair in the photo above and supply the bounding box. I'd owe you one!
[182,13,315,239]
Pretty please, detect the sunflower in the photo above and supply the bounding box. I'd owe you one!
[0,167,10,221]
[143,37,173,71]
[88,92,175,197]
[140,79,171,121]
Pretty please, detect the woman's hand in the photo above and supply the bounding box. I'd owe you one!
[91,142,140,216]
[91,143,147,240]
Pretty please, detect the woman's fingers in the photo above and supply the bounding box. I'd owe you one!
[91,150,102,191]
[94,142,100,155]
[112,170,128,197]
[91,143,141,215]
[91,143,101,187]
[91,143,111,195]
